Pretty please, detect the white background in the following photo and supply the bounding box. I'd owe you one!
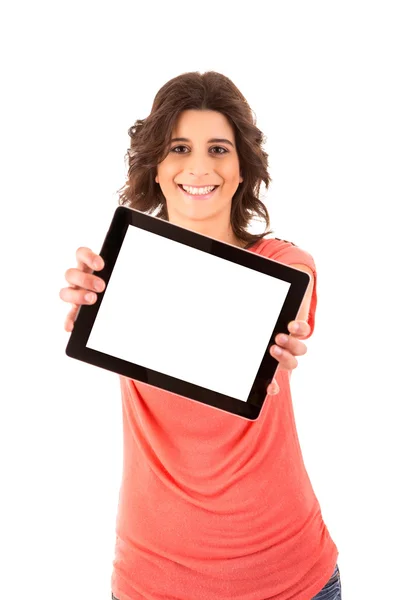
[1,2,398,598]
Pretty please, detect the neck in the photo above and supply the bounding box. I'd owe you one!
[168,216,245,248]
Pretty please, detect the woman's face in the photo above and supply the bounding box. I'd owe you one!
[155,109,243,237]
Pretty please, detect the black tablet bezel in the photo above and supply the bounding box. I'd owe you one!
[66,206,310,420]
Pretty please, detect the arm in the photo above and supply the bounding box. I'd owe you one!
[290,264,315,325]
[267,263,315,394]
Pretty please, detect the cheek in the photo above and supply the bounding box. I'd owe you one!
[221,170,241,187]
[157,159,176,182]
[222,161,241,182]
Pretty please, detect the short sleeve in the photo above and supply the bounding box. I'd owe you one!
[253,238,318,339]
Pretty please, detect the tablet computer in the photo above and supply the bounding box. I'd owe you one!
[65,206,309,420]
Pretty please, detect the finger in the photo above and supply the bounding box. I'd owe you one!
[270,345,299,370]
[59,287,98,306]
[288,320,311,339]
[64,305,79,332]
[76,247,104,273]
[64,267,105,293]
[64,293,95,331]
[275,333,307,357]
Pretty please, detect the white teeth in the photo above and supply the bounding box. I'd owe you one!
[181,185,216,195]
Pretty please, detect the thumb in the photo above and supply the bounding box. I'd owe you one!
[267,377,280,395]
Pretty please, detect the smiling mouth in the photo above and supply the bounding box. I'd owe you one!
[177,184,219,197]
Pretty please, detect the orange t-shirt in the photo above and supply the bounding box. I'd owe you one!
[111,237,338,600]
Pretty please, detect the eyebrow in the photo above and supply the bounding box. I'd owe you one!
[170,137,235,148]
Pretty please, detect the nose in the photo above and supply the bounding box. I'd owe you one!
[187,151,212,177]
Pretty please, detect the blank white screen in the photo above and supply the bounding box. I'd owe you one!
[87,226,290,401]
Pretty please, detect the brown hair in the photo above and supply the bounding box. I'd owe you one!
[117,71,273,248]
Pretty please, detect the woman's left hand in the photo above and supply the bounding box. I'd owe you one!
[266,320,311,395]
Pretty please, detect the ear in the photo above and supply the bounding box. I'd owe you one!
[155,175,159,184]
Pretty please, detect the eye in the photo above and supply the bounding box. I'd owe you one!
[210,146,228,155]
[170,145,188,154]
[170,145,228,155]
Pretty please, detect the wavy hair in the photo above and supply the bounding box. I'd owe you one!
[117,71,273,248]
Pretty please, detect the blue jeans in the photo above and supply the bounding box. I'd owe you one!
[111,564,342,600]
[311,563,342,599]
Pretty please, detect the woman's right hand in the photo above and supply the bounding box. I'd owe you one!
[59,247,105,332]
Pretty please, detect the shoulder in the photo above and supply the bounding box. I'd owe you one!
[252,236,316,272]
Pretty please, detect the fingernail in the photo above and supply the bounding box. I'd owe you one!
[94,279,104,292]
[278,334,288,344]
[85,293,96,303]
[273,346,282,356]
[291,322,300,332]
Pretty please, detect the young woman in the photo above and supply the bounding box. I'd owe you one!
[60,71,341,600]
